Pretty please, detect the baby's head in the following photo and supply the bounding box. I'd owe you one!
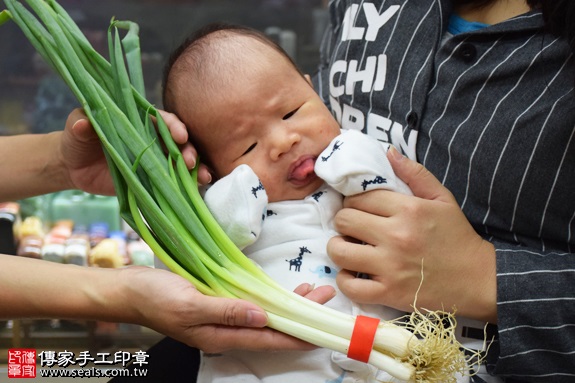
[162,23,341,202]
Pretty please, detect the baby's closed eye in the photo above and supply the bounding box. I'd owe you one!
[242,142,257,156]
[282,107,300,120]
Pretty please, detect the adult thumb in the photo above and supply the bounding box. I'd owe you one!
[66,109,94,140]
[387,146,456,203]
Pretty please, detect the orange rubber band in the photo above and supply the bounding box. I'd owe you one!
[347,315,380,363]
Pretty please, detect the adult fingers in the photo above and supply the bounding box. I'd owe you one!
[179,142,199,170]
[327,236,383,274]
[156,110,213,184]
[335,269,388,305]
[188,324,316,353]
[196,164,213,185]
[342,189,410,219]
[195,294,268,328]
[156,110,198,171]
[157,109,188,145]
[332,202,397,246]
[387,147,456,203]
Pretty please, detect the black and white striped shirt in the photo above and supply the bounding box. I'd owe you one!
[314,1,575,382]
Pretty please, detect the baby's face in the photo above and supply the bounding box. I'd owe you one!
[187,39,341,202]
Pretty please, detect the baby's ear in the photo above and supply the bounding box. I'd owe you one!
[304,74,314,88]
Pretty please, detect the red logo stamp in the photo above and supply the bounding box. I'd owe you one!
[7,349,36,378]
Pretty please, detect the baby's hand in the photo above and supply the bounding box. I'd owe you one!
[315,129,412,196]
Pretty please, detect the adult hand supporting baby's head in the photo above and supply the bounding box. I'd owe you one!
[156,110,212,185]
[327,147,498,323]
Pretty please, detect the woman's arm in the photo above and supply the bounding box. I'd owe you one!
[0,109,112,202]
[0,254,132,321]
[0,254,336,353]
[0,107,338,353]
[0,108,199,203]
[328,147,497,322]
[0,131,76,202]
[328,148,575,381]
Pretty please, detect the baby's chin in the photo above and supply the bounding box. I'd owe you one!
[267,177,325,203]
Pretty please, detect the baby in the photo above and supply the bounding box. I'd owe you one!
[162,23,465,383]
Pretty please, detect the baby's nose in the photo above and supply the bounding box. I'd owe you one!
[269,129,300,160]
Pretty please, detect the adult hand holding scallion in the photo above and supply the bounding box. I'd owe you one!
[0,1,480,381]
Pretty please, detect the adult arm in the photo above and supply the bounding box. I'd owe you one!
[1,108,117,201]
[328,148,575,382]
[0,108,199,203]
[0,108,336,352]
[328,147,497,321]
[485,241,575,382]
[0,254,335,352]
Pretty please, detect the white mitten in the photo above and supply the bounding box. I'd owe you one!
[315,129,413,196]
[204,164,268,249]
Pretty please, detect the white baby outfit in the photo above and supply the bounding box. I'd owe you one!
[201,130,466,382]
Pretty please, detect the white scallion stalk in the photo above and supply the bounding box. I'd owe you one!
[1,1,479,381]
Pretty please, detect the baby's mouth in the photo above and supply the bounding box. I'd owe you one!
[288,156,318,186]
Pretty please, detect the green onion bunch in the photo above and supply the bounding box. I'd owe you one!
[0,1,475,381]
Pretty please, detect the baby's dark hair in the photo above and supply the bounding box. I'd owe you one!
[161,22,305,173]
[162,22,303,114]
